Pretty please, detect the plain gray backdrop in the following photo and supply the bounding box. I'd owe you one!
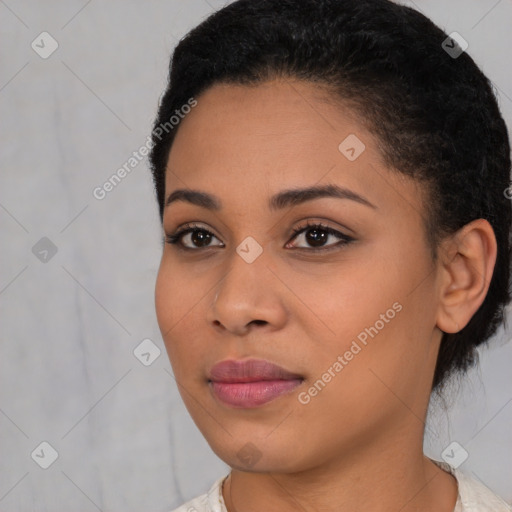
[1,1,511,510]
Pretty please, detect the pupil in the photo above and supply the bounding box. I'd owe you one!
[189,227,328,248]
[306,228,327,247]
[192,230,211,247]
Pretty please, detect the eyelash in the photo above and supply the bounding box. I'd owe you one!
[165,221,354,253]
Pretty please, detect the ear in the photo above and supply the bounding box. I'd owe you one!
[436,219,497,334]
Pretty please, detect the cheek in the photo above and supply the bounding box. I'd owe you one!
[294,257,397,343]
[154,260,193,359]
[314,258,437,406]
[155,257,201,331]
[301,242,431,368]
[154,263,175,333]
[155,258,213,372]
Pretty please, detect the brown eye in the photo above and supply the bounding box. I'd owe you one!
[165,223,224,250]
[165,221,354,253]
[287,222,354,251]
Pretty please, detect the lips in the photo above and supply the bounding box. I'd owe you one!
[209,358,303,383]
[208,358,304,408]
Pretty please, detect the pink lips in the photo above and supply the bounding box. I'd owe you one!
[208,358,303,408]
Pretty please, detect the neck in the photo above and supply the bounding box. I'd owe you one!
[223,427,458,512]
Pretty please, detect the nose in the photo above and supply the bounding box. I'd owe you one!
[206,250,288,336]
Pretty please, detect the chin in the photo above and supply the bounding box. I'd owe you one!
[204,431,312,474]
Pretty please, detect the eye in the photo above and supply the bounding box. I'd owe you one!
[286,221,354,252]
[165,222,224,250]
[165,221,354,252]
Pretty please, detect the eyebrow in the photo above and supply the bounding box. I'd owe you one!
[164,183,377,212]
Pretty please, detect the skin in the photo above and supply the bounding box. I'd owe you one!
[155,78,497,512]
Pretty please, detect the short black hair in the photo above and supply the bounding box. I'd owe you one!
[148,0,512,392]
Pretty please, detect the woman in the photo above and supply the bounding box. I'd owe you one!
[148,0,512,510]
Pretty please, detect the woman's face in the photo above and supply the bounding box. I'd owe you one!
[155,79,445,472]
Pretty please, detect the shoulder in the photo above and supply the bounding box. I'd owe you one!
[169,475,229,512]
[432,459,512,511]
[453,467,512,511]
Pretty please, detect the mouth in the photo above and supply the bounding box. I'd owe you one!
[208,358,304,408]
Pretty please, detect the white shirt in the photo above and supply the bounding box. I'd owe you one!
[169,460,511,512]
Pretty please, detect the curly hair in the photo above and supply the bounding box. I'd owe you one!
[148,0,512,392]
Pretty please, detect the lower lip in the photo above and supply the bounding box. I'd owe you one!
[210,379,303,408]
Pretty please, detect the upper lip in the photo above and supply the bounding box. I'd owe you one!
[209,358,303,383]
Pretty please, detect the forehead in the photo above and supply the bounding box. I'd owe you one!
[164,79,422,220]
[168,79,359,163]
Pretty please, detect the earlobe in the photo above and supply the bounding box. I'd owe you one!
[435,219,497,334]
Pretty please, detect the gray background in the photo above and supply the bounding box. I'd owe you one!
[0,1,511,510]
